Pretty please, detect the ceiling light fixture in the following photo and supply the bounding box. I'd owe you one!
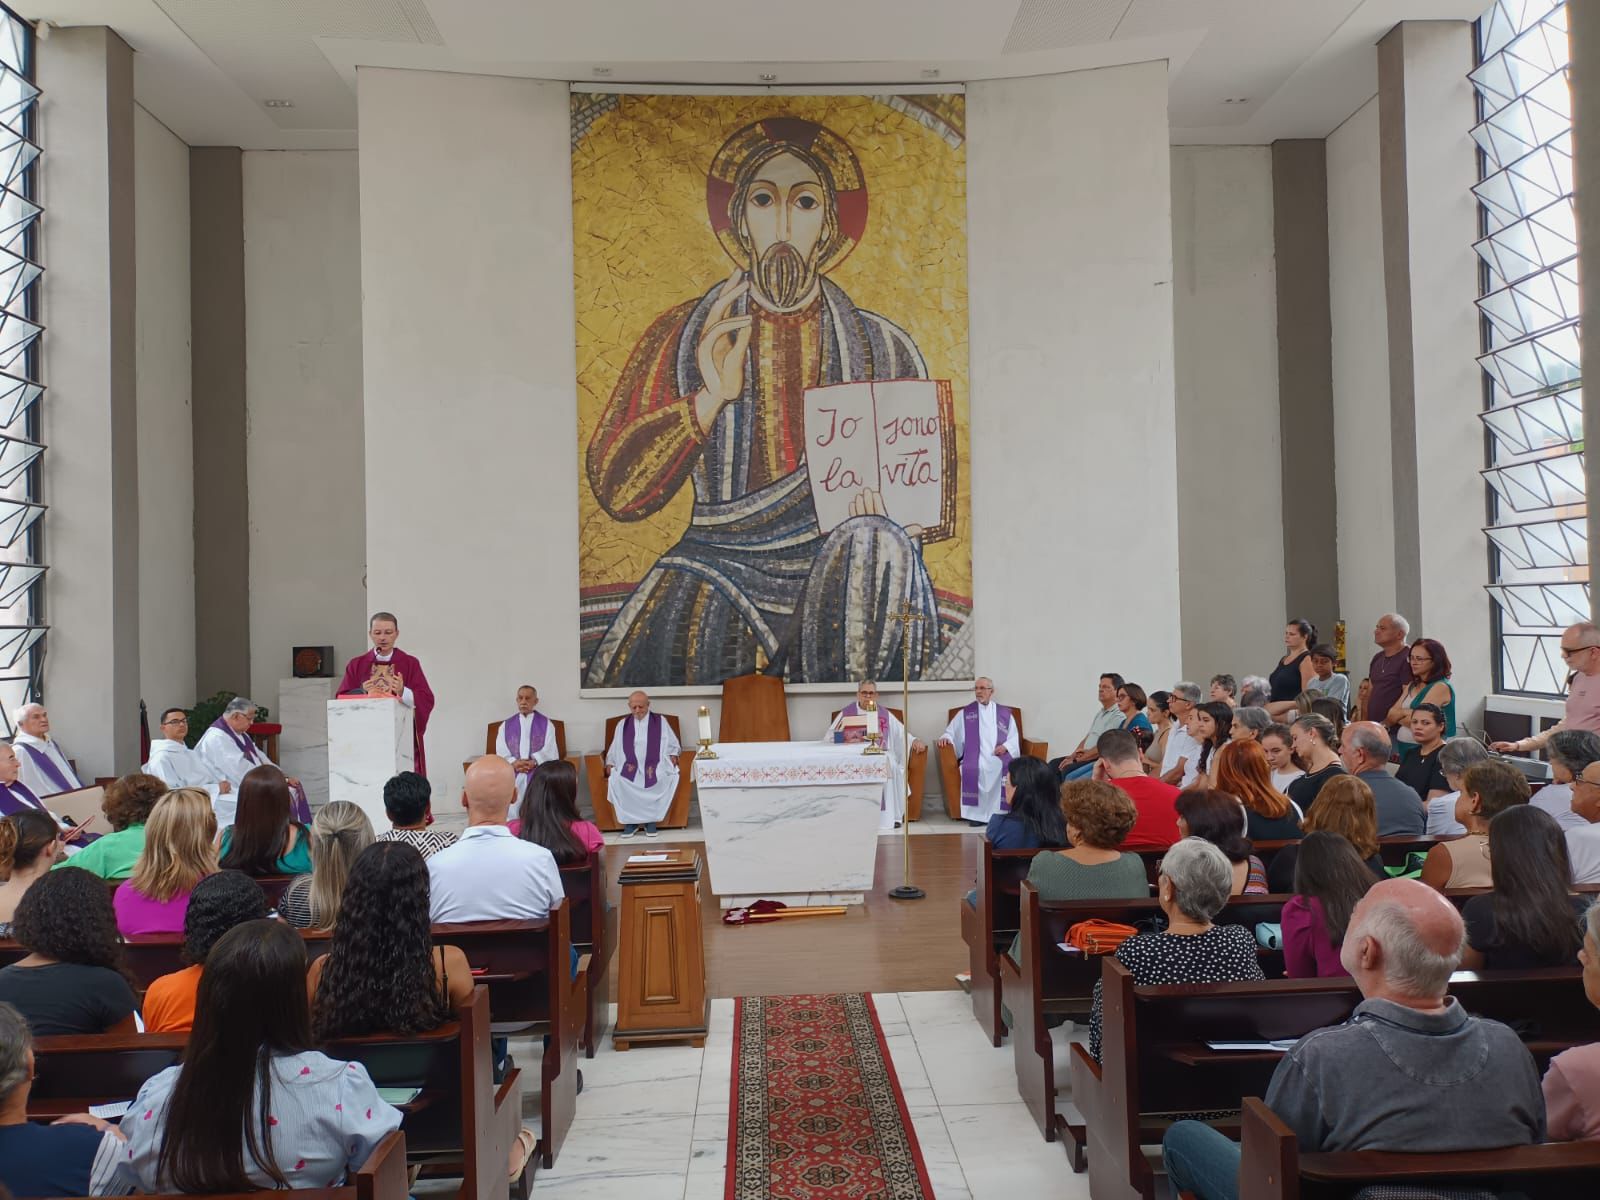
[759,73,777,82]
[921,68,941,79]
[1223,97,1251,104]
[263,98,294,108]
[592,66,613,78]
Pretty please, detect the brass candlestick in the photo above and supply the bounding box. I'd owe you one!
[861,699,886,755]
[695,703,718,760]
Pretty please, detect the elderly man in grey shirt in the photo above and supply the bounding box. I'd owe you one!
[1338,720,1426,836]
[1160,878,1544,1200]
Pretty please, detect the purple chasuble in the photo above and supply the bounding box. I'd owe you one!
[959,702,1013,811]
[505,712,550,760]
[211,717,262,764]
[18,742,75,794]
[620,714,663,788]
[0,779,45,816]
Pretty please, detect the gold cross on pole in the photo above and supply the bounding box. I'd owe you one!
[889,600,926,900]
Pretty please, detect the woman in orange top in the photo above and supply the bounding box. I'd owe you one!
[141,870,269,1033]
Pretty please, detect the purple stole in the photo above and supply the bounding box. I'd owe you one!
[0,779,45,816]
[841,702,890,736]
[620,714,663,788]
[18,742,75,794]
[960,702,1013,811]
[504,712,550,759]
[209,719,310,824]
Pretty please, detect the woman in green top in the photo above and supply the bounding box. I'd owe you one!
[1007,779,1148,962]
[50,772,167,880]
[218,765,311,876]
[1386,637,1456,757]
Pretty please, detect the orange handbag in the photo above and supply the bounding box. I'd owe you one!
[1066,919,1139,955]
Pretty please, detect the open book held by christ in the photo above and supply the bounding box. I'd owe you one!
[802,379,957,541]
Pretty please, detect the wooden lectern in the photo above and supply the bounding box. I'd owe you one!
[613,847,708,1050]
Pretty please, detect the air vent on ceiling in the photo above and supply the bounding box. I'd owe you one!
[1002,0,1135,55]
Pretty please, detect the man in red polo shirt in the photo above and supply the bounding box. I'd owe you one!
[1094,729,1181,850]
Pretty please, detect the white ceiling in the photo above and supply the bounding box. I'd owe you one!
[18,0,1488,150]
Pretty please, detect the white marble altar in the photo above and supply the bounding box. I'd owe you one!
[327,696,413,833]
[279,678,333,811]
[693,742,886,908]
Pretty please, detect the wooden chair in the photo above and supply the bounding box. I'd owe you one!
[430,905,585,1170]
[559,851,614,1058]
[466,717,582,781]
[718,672,790,742]
[57,1133,410,1200]
[936,706,1049,819]
[830,705,928,821]
[1075,962,1599,1200]
[1238,1095,1600,1200]
[583,713,694,832]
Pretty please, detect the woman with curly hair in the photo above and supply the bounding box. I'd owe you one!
[143,871,268,1034]
[218,765,310,876]
[1175,789,1267,894]
[1213,740,1301,841]
[114,788,218,937]
[0,811,62,936]
[509,759,604,863]
[0,867,136,1034]
[277,801,373,930]
[46,771,167,881]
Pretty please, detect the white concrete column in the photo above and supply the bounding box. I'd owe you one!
[38,27,140,776]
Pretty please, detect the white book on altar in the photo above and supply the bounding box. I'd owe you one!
[802,379,956,542]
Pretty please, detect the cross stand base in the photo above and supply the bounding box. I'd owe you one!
[888,884,926,901]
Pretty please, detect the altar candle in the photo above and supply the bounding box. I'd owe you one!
[698,705,713,743]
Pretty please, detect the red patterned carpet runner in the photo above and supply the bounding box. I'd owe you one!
[727,993,934,1200]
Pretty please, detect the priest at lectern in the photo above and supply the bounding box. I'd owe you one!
[338,610,435,776]
[823,679,923,830]
[604,690,679,838]
[497,684,558,801]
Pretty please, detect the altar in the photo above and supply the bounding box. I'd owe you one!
[693,741,888,909]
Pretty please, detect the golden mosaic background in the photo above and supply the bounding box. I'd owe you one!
[572,92,972,603]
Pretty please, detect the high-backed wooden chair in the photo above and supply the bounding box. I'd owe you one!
[936,706,1049,819]
[464,716,579,779]
[717,672,790,742]
[829,706,928,821]
[583,712,695,831]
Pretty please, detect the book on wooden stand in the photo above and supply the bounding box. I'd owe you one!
[614,847,709,1050]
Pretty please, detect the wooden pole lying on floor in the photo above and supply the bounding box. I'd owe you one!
[746,906,848,921]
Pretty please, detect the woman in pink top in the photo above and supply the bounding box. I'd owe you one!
[1280,832,1375,979]
[114,787,217,937]
[1544,901,1600,1141]
[510,760,605,861]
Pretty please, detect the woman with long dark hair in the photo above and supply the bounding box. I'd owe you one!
[218,765,310,876]
[986,756,1067,850]
[1190,701,1233,786]
[309,841,471,1036]
[510,759,603,864]
[0,867,136,1034]
[116,920,401,1193]
[1142,691,1174,776]
[1266,618,1318,717]
[1174,790,1266,894]
[1461,805,1585,970]
[1282,832,1375,978]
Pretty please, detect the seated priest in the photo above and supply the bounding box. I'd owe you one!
[0,742,89,851]
[939,677,1020,824]
[11,703,84,798]
[604,690,679,838]
[823,679,924,830]
[195,696,310,824]
[496,684,559,802]
[142,708,234,823]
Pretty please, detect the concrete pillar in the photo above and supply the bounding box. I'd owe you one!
[1271,138,1339,639]
[189,148,251,696]
[37,27,140,776]
[1376,20,1490,713]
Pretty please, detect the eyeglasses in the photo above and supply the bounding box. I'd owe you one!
[160,718,187,726]
[1560,644,1598,659]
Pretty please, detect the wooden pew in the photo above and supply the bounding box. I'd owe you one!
[25,1032,186,1120]
[1075,963,1599,1200]
[559,851,614,1058]
[961,844,1051,1046]
[59,1131,410,1200]
[431,903,585,1170]
[1238,1095,1600,1200]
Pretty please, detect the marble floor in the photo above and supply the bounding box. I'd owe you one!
[509,990,1106,1200]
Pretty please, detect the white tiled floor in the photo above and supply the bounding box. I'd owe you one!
[515,990,1095,1200]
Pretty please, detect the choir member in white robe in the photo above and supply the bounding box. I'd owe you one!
[11,704,84,798]
[939,677,1020,824]
[822,680,924,830]
[195,696,310,824]
[143,707,234,823]
[496,685,559,802]
[604,691,679,837]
